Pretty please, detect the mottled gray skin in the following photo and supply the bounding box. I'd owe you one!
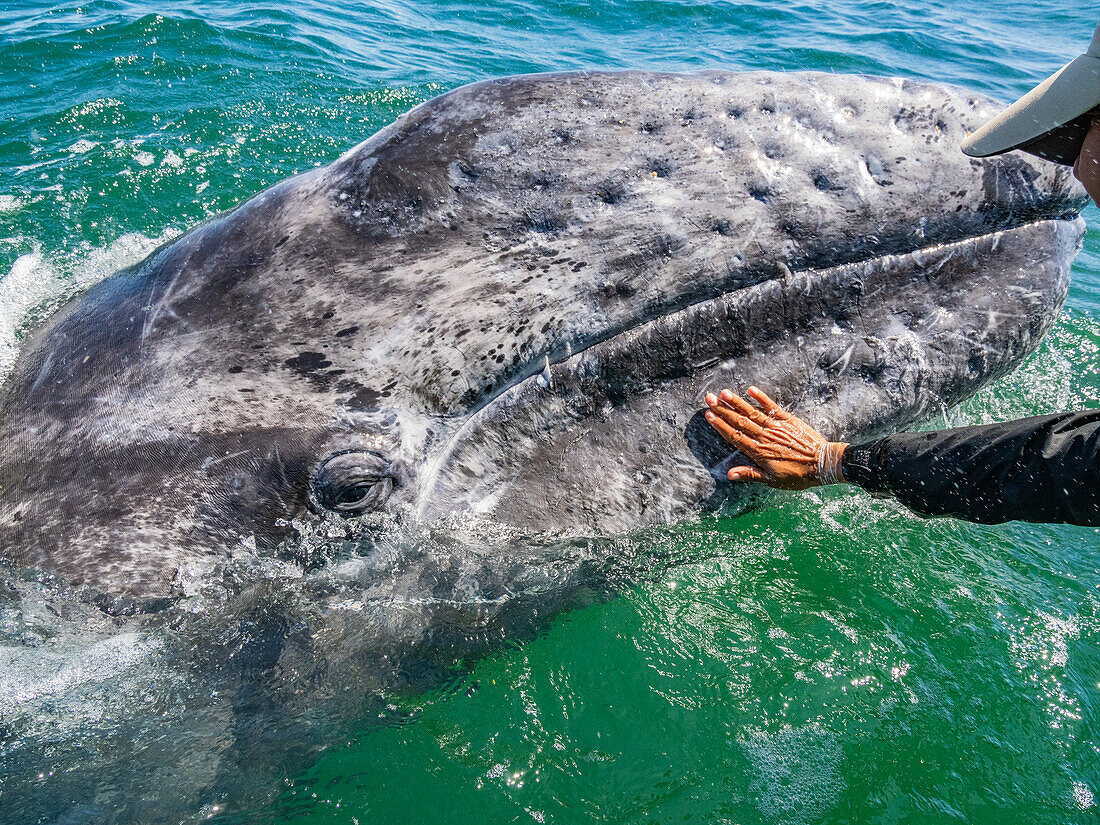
[0,70,1086,601]
[0,70,1090,824]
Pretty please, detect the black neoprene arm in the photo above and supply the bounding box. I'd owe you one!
[840,410,1100,526]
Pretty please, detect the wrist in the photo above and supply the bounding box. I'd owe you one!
[815,441,848,485]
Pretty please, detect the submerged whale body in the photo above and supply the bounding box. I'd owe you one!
[0,71,1087,822]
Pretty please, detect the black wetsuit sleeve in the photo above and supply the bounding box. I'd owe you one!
[840,410,1100,526]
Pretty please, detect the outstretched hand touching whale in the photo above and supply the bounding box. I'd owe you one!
[703,388,844,490]
[705,383,1100,526]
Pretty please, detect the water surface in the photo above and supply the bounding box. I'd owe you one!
[1,1,1098,822]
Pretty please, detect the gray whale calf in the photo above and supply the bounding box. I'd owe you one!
[0,70,1085,598]
[0,70,1087,822]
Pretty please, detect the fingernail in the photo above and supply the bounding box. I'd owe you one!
[720,389,733,400]
[705,393,717,405]
[748,386,759,394]
[728,470,739,480]
[704,411,715,421]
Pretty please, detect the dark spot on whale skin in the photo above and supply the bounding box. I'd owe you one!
[522,169,560,190]
[813,172,843,192]
[778,216,809,241]
[858,360,887,382]
[285,352,331,375]
[274,235,290,248]
[595,175,627,205]
[285,352,343,389]
[521,213,567,234]
[336,380,382,410]
[598,277,637,303]
[228,365,244,375]
[649,159,672,178]
[335,325,359,338]
[748,185,771,203]
[322,311,335,320]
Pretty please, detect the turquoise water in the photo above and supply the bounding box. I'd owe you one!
[2,1,1100,822]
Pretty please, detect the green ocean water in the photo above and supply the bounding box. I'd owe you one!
[1,2,1100,823]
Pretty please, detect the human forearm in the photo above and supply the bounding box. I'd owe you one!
[840,410,1100,526]
[704,389,1100,526]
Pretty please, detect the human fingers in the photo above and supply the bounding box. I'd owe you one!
[719,389,770,426]
[706,398,766,439]
[746,386,792,421]
[728,465,767,483]
[704,409,757,450]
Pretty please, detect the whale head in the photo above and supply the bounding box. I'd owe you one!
[0,71,1086,598]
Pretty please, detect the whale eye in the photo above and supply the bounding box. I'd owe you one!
[311,450,396,516]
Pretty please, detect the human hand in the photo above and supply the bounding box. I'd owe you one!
[703,387,847,490]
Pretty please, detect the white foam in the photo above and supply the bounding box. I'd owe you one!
[0,632,160,706]
[66,139,99,155]
[1074,781,1095,810]
[0,628,165,743]
[739,723,845,824]
[0,229,178,384]
[0,251,56,381]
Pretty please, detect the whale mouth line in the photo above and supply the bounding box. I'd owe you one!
[466,205,1086,424]
[416,213,1082,512]
[497,214,1082,409]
